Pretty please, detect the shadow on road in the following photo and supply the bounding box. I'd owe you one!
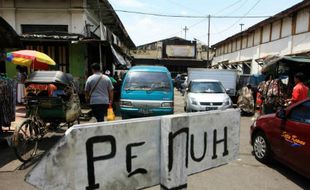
[0,128,65,171]
[266,161,310,189]
[18,134,63,170]
[0,137,17,169]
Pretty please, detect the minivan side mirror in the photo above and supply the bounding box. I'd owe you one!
[226,88,231,93]
[276,108,286,120]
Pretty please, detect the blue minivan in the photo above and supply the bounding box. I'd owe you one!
[120,66,174,119]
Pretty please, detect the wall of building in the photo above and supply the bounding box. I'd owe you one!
[131,41,211,61]
[0,0,85,34]
[212,6,310,74]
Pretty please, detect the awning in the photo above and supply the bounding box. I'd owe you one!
[262,56,310,73]
[21,31,84,42]
[110,45,131,68]
[0,17,21,48]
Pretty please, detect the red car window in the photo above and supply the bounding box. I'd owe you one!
[288,101,310,124]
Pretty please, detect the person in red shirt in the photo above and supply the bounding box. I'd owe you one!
[287,72,309,104]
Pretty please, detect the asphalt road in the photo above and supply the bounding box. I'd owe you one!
[0,89,309,190]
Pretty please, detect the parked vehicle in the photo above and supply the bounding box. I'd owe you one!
[11,71,81,162]
[120,66,174,119]
[250,98,310,179]
[187,68,238,98]
[184,79,232,112]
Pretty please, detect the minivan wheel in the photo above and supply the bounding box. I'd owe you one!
[253,132,272,163]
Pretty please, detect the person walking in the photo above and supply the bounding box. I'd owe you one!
[287,72,309,105]
[85,63,113,122]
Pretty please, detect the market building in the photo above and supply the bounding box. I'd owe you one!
[0,0,134,87]
[131,37,211,76]
[212,0,310,75]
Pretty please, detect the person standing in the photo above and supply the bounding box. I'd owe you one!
[287,72,309,105]
[85,63,114,122]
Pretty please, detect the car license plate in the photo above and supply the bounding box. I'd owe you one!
[206,107,217,111]
[139,108,149,114]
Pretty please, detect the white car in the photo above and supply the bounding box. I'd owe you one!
[184,79,233,112]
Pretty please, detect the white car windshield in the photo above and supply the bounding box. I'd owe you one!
[190,82,225,93]
[124,71,171,91]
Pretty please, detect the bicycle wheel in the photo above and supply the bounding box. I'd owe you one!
[12,119,39,162]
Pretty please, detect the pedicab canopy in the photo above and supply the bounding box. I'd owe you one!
[26,71,73,85]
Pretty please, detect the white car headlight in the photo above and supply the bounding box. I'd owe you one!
[161,102,173,108]
[190,98,198,105]
[224,98,232,106]
[120,101,133,107]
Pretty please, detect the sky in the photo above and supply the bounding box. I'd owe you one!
[109,0,303,46]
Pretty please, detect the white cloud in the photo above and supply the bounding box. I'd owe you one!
[110,0,145,8]
[124,16,182,46]
[180,11,188,16]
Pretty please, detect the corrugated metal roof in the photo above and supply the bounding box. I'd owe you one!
[92,0,135,49]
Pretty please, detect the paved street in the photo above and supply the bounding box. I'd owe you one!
[0,89,309,190]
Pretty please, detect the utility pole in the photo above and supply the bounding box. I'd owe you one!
[183,26,188,39]
[240,23,244,32]
[207,14,211,64]
[97,0,104,71]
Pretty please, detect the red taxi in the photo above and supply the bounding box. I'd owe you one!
[250,98,310,179]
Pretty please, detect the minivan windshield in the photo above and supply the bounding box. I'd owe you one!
[190,81,225,93]
[124,71,171,91]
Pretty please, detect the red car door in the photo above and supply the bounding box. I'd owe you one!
[279,100,310,177]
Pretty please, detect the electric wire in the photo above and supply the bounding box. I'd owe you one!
[165,0,254,40]
[114,9,269,18]
[196,0,262,38]
[213,0,244,16]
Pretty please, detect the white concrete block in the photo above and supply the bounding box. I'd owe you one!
[26,110,240,190]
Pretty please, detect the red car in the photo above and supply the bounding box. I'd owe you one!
[250,98,310,179]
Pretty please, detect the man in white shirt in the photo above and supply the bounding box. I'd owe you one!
[85,63,113,122]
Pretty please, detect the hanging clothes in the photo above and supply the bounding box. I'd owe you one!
[0,77,16,131]
[258,79,288,114]
[16,71,27,104]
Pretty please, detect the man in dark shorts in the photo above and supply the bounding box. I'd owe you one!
[85,63,113,122]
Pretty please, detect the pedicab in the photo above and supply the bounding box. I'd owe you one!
[11,71,81,162]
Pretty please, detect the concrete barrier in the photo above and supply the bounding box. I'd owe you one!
[26,109,240,190]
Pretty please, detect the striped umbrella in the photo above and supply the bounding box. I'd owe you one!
[6,50,56,70]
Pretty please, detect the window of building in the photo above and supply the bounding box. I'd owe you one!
[236,38,241,50]
[228,43,232,53]
[282,17,292,37]
[21,25,68,33]
[262,24,271,43]
[232,40,236,52]
[271,20,281,41]
[247,33,254,47]
[296,8,309,34]
[242,36,247,49]
[254,29,261,46]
